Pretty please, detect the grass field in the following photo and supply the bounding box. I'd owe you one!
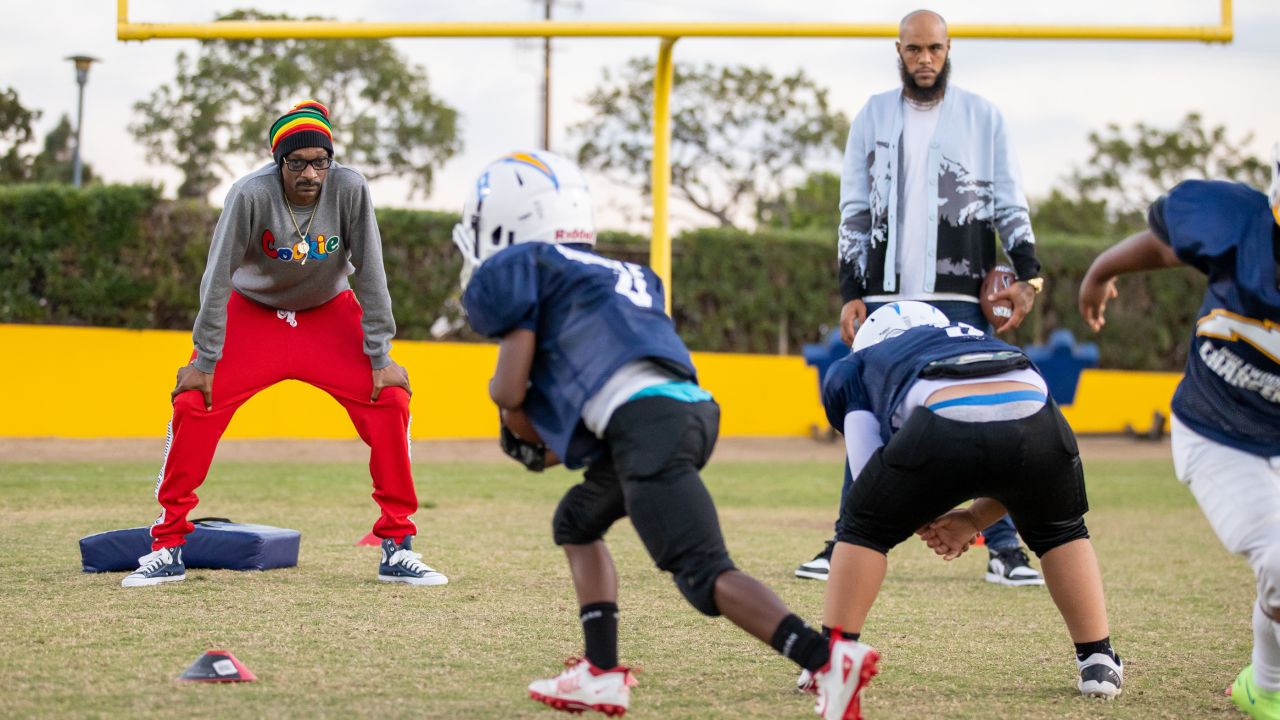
[0,449,1255,719]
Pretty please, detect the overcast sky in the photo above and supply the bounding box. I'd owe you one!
[3,0,1276,232]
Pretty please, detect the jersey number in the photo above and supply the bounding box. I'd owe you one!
[615,265,653,308]
[554,244,654,308]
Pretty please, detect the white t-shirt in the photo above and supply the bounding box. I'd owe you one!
[897,101,942,298]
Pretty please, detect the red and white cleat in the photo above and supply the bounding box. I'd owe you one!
[528,657,638,717]
[813,634,880,720]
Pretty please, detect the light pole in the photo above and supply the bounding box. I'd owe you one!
[66,55,99,188]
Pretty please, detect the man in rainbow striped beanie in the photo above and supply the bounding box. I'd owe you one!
[121,100,448,590]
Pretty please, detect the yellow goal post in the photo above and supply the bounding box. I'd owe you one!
[117,0,1233,310]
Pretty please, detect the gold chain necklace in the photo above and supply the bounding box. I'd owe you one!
[284,198,316,265]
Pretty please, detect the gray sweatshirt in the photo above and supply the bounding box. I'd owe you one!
[191,161,395,373]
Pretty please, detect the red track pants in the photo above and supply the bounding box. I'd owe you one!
[150,290,418,550]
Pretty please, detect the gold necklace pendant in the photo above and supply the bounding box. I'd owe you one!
[285,199,316,266]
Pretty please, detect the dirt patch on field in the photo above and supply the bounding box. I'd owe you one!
[0,434,1171,464]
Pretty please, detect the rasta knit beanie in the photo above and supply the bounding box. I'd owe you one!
[269,100,334,164]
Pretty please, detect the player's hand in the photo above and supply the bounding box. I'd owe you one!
[371,361,411,402]
[172,364,214,410]
[1079,276,1119,333]
[991,281,1036,334]
[839,299,868,346]
[917,510,980,561]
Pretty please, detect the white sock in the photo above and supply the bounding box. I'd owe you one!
[1253,603,1280,692]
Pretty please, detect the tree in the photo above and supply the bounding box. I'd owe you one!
[756,171,840,232]
[131,9,461,200]
[0,87,40,183]
[1034,113,1268,236]
[28,115,93,185]
[573,58,849,228]
[0,91,94,185]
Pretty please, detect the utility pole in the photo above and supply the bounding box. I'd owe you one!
[542,0,551,151]
[528,0,580,152]
[67,55,99,188]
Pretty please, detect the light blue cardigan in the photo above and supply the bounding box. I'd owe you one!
[836,85,1039,302]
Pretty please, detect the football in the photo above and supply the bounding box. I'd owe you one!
[980,264,1017,328]
[501,407,544,444]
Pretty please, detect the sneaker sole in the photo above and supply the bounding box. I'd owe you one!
[121,574,186,588]
[1079,681,1121,700]
[984,572,1044,587]
[529,690,627,717]
[378,574,449,586]
[795,569,830,581]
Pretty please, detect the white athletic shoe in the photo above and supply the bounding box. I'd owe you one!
[813,636,879,720]
[796,540,835,581]
[121,547,186,587]
[1077,653,1123,699]
[528,657,636,717]
[985,547,1045,587]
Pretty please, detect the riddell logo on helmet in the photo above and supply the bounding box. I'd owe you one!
[555,229,595,242]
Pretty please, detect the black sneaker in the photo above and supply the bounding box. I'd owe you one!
[121,546,186,587]
[378,536,448,586]
[795,539,835,580]
[985,547,1045,587]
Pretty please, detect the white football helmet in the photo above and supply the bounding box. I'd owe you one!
[1269,142,1279,225]
[452,151,596,289]
[852,301,950,352]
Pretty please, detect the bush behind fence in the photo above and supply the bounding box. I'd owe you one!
[0,184,1203,371]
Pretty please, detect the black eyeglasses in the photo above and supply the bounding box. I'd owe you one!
[283,156,332,172]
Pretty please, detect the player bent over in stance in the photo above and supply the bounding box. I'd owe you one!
[454,150,876,719]
[809,301,1122,702]
[1079,150,1280,718]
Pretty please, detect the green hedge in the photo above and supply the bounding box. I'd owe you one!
[0,183,1205,371]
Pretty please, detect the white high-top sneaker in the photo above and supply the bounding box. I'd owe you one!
[528,657,637,717]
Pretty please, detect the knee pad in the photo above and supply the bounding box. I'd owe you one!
[551,481,625,546]
[1019,515,1090,557]
[668,554,735,617]
[551,492,597,546]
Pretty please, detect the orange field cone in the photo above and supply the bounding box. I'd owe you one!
[177,650,257,682]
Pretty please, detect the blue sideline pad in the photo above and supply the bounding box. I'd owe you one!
[79,518,301,573]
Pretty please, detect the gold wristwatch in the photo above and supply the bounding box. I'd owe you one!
[1023,277,1045,294]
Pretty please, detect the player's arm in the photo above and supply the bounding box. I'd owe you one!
[917,498,1010,561]
[842,410,882,479]
[1078,229,1182,333]
[490,328,536,410]
[490,328,561,469]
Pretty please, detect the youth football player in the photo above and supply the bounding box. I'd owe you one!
[811,301,1123,701]
[453,151,875,719]
[1079,147,1280,718]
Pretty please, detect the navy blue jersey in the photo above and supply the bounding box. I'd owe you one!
[462,242,697,468]
[1148,180,1280,457]
[822,324,1034,443]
